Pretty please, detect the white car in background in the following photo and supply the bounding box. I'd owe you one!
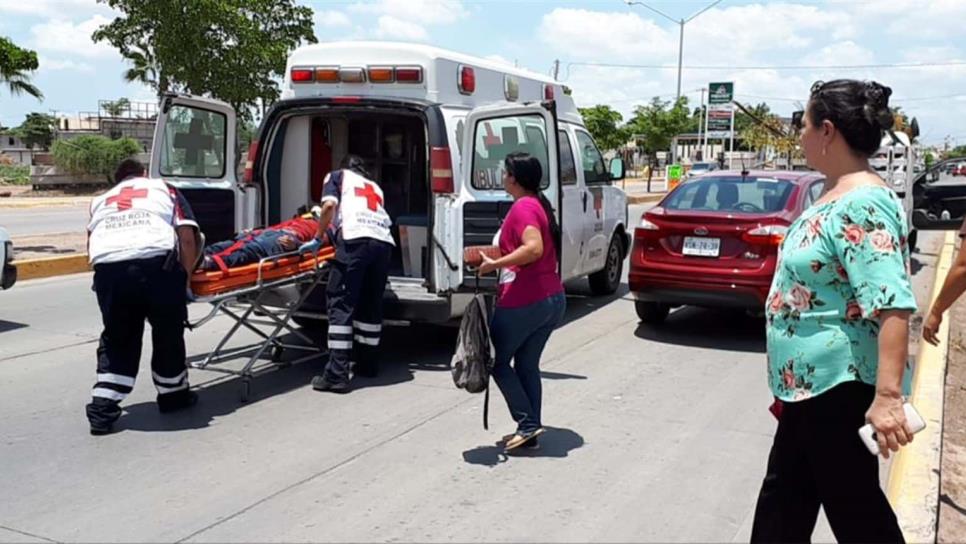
[684,161,719,181]
[0,227,15,290]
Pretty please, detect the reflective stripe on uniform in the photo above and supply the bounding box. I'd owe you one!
[353,321,382,333]
[155,382,189,395]
[328,339,353,350]
[92,387,127,401]
[329,325,353,334]
[97,373,135,387]
[354,335,379,346]
[152,370,188,385]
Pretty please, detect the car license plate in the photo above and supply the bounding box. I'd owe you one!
[683,236,720,257]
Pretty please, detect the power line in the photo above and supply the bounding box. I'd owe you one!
[565,60,966,79]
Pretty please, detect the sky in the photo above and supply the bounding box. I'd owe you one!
[2,0,966,146]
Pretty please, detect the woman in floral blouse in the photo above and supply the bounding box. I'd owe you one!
[751,80,917,543]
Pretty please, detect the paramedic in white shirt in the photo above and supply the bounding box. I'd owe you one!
[85,159,201,435]
[299,155,394,394]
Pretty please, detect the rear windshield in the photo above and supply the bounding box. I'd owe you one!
[665,176,796,213]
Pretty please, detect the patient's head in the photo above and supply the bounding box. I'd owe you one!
[342,154,371,179]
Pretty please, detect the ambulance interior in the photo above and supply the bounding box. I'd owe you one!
[263,110,429,278]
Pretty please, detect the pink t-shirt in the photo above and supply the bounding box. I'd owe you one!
[496,196,564,308]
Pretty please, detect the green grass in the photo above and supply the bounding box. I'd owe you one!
[0,164,30,185]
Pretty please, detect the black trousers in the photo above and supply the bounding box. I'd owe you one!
[323,238,392,384]
[751,381,904,543]
[87,256,190,426]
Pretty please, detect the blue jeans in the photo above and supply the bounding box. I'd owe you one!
[204,229,295,269]
[490,292,566,434]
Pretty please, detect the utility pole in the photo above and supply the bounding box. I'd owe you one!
[625,0,723,100]
[699,87,706,161]
[552,60,560,81]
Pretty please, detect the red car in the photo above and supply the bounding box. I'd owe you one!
[954,164,966,177]
[629,170,825,323]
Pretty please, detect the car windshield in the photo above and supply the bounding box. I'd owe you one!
[664,175,796,214]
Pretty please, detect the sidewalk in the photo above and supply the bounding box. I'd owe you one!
[620,176,668,204]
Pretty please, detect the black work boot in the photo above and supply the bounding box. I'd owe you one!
[87,398,122,436]
[157,389,198,413]
[311,375,350,394]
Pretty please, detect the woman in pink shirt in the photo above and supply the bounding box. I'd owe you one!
[479,152,566,451]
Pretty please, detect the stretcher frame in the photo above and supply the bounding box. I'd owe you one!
[188,250,329,402]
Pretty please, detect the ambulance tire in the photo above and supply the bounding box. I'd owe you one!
[908,229,918,253]
[589,236,623,296]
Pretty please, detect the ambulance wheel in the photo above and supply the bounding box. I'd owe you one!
[636,302,670,324]
[589,236,623,296]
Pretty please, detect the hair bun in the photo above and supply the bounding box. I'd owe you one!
[862,81,894,130]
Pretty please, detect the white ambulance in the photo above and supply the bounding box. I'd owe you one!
[150,41,629,324]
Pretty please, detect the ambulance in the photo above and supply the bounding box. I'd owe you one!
[150,41,629,324]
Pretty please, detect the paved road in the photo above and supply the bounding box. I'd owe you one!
[0,214,944,542]
[1,204,90,237]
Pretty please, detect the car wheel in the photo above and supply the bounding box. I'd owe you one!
[589,236,623,295]
[635,301,670,324]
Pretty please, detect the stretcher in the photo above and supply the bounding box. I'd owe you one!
[188,246,336,401]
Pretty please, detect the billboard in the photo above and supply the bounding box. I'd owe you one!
[706,82,734,139]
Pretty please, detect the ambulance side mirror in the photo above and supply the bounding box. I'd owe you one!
[608,157,625,181]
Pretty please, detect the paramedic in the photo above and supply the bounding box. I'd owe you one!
[85,159,201,435]
[300,155,394,393]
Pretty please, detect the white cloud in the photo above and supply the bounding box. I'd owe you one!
[315,9,351,28]
[349,0,467,25]
[37,56,94,73]
[30,15,116,59]
[0,0,107,17]
[375,15,428,42]
[539,9,673,62]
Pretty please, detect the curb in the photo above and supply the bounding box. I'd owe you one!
[628,193,666,205]
[14,254,91,281]
[0,198,91,209]
[887,230,957,541]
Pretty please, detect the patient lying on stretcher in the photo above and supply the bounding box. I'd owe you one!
[200,208,322,272]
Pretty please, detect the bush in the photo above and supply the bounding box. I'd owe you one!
[52,136,141,184]
[0,164,30,185]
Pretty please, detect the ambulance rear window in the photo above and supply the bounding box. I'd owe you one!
[159,105,227,179]
[471,115,550,191]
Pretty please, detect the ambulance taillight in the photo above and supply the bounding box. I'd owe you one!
[458,65,475,95]
[395,66,423,83]
[368,66,394,83]
[291,68,313,83]
[431,147,454,194]
[242,140,260,184]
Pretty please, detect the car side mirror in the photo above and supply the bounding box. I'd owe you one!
[609,157,626,181]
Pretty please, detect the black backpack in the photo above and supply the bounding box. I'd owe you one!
[451,293,495,428]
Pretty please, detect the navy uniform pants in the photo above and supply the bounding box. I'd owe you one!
[86,255,191,428]
[322,237,392,384]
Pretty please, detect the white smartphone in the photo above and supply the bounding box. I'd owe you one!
[858,402,926,456]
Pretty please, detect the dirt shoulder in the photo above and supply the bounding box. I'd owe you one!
[939,240,966,542]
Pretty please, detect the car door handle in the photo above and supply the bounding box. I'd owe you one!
[582,191,588,212]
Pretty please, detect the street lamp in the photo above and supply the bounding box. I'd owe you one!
[624,0,724,101]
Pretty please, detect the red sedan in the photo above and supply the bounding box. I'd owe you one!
[629,170,825,323]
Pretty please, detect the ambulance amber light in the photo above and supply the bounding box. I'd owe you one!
[430,147,454,193]
[339,67,366,83]
[368,66,394,83]
[458,65,475,95]
[291,68,313,83]
[395,66,423,83]
[315,67,340,83]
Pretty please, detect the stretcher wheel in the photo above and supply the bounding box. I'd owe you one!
[240,379,251,403]
[271,345,284,362]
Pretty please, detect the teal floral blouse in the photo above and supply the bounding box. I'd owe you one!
[766,185,917,402]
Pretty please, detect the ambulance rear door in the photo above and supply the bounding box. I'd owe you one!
[453,100,561,290]
[151,93,250,244]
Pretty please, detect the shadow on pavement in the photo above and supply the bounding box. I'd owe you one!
[461,427,584,467]
[559,281,629,328]
[540,371,587,380]
[0,320,28,333]
[117,330,420,433]
[634,306,766,354]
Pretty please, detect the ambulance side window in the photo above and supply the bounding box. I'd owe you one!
[160,105,227,178]
[576,130,608,185]
[558,130,577,186]
[471,115,549,190]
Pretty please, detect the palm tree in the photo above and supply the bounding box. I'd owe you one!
[0,37,43,100]
[123,48,168,97]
